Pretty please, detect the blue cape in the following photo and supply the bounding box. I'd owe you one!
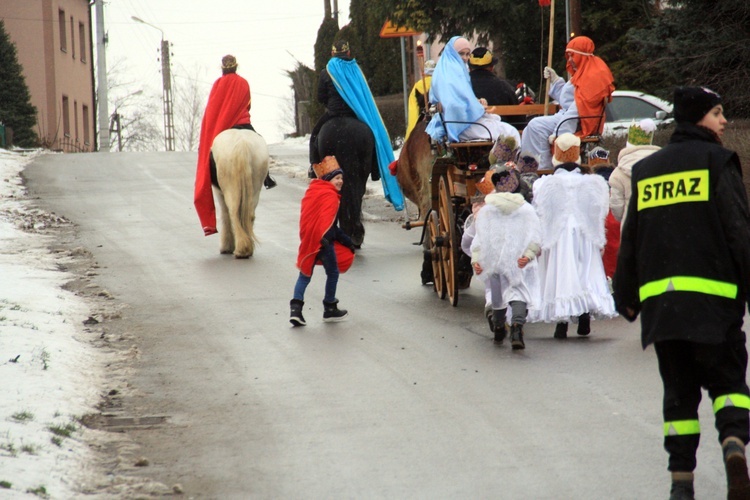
[327,57,404,211]
[426,36,485,142]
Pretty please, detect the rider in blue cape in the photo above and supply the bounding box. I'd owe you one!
[315,41,404,211]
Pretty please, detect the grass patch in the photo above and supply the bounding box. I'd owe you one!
[0,441,16,456]
[26,485,48,498]
[21,443,37,455]
[50,436,63,447]
[48,422,76,438]
[11,410,34,423]
[0,480,11,488]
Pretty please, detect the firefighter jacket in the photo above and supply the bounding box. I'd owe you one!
[613,123,750,348]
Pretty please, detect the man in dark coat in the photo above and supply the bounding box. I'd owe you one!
[308,40,357,175]
[469,47,517,106]
[614,86,750,500]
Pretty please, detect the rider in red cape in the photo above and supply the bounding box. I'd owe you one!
[194,55,275,236]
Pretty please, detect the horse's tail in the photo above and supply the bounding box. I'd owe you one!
[231,138,259,248]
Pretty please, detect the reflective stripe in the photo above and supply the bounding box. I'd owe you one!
[713,394,750,413]
[664,419,700,436]
[637,169,709,211]
[639,276,738,302]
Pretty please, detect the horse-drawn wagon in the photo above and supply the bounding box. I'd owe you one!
[405,100,606,306]
[415,104,558,306]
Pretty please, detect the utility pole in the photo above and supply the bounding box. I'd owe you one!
[94,0,110,151]
[131,16,174,151]
[161,39,175,151]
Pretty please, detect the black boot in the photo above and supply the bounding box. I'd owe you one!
[723,437,750,499]
[264,173,277,189]
[290,299,306,327]
[510,323,525,350]
[577,312,591,336]
[323,300,348,322]
[669,472,694,500]
[485,305,494,332]
[554,322,568,339]
[492,309,507,344]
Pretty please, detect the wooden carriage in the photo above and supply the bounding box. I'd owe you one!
[421,102,605,306]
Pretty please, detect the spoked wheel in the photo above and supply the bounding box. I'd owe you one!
[438,176,460,306]
[426,210,446,299]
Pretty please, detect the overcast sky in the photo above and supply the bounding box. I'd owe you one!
[101,0,351,144]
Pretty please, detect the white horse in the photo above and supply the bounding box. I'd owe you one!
[210,128,269,258]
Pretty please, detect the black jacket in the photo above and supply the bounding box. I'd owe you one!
[613,123,750,347]
[470,69,517,106]
[317,57,356,117]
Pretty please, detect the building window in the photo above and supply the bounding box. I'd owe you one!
[74,101,79,141]
[59,10,67,52]
[70,16,75,59]
[79,22,86,62]
[62,96,70,137]
[82,105,90,145]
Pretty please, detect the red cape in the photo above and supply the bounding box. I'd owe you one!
[194,73,251,236]
[296,180,354,277]
[566,37,615,137]
[602,209,621,279]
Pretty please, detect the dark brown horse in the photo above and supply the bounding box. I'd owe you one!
[395,120,434,221]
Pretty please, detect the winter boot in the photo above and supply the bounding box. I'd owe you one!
[669,472,695,500]
[264,173,277,189]
[510,323,525,350]
[554,322,568,339]
[290,299,306,327]
[577,313,591,336]
[323,300,348,322]
[723,437,750,499]
[485,305,494,332]
[492,309,507,344]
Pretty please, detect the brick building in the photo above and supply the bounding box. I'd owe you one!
[1,0,96,152]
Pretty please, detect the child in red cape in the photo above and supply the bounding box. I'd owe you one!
[290,156,356,326]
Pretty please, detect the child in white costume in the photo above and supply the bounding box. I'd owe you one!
[469,168,542,350]
[531,133,617,338]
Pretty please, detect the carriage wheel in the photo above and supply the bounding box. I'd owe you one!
[438,176,460,306]
[426,210,446,299]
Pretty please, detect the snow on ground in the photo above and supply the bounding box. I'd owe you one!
[0,149,111,498]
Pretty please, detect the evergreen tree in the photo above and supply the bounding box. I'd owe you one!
[347,0,402,96]
[0,20,37,147]
[629,0,750,117]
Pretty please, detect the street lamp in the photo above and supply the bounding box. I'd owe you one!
[131,16,175,151]
[109,89,143,152]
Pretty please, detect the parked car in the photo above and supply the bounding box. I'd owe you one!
[604,90,673,135]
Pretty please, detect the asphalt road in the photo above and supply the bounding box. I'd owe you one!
[24,149,732,499]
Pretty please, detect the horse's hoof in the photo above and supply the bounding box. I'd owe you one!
[234,254,251,259]
[220,249,233,255]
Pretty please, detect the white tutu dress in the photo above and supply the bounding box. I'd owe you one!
[530,168,617,323]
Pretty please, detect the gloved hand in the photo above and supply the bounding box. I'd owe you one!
[543,66,560,84]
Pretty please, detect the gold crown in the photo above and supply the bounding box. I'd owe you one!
[475,171,495,195]
[313,156,341,179]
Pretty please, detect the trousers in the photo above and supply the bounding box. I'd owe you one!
[655,337,750,472]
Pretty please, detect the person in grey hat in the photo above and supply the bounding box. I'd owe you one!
[614,86,750,499]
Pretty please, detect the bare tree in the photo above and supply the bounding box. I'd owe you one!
[105,57,163,151]
[172,64,208,152]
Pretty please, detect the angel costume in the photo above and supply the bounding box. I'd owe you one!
[531,167,617,323]
[471,191,542,324]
